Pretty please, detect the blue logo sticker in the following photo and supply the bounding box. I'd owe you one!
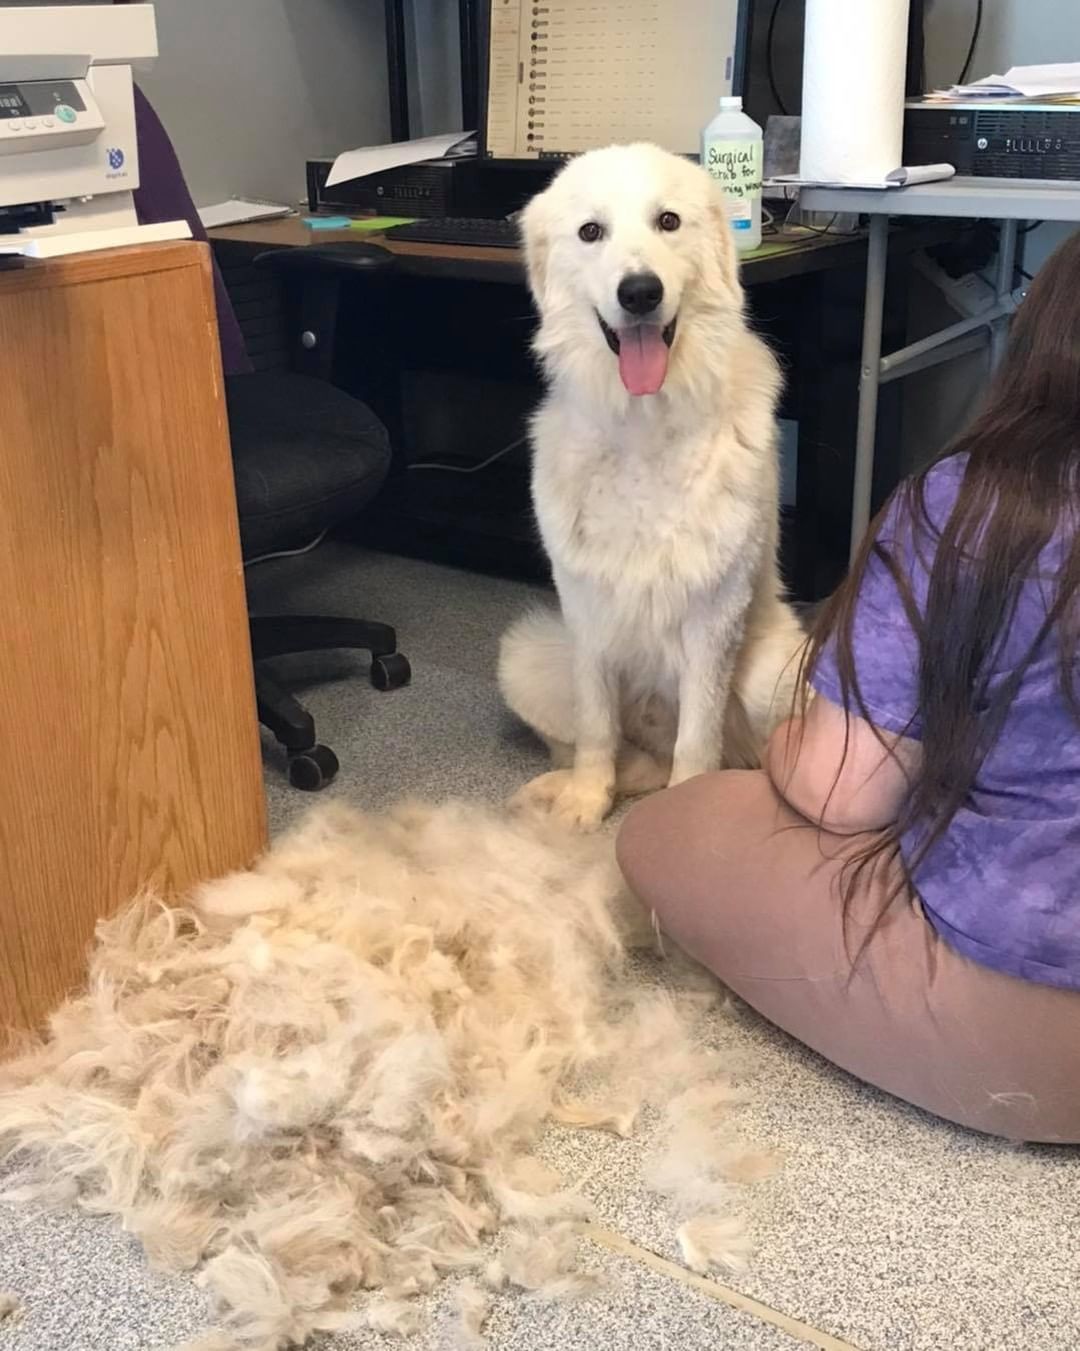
[107,147,125,170]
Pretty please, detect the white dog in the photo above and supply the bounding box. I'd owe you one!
[499,142,805,831]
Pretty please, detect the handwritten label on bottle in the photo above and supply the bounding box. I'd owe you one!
[704,140,762,222]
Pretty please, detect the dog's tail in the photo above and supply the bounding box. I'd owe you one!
[729,600,808,762]
[498,608,575,745]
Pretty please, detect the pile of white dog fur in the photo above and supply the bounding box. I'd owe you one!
[0,800,768,1350]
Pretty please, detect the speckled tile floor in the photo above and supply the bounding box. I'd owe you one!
[2,544,1078,1351]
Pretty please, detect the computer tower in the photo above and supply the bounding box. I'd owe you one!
[307,156,486,218]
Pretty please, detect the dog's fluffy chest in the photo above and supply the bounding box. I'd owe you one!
[532,401,761,599]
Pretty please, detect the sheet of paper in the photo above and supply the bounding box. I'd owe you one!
[771,164,954,191]
[940,62,1080,100]
[887,163,956,186]
[998,63,1080,95]
[348,216,418,233]
[325,132,475,188]
[197,199,293,229]
[485,0,736,160]
[12,220,191,259]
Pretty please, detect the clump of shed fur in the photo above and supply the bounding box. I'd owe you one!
[0,800,757,1348]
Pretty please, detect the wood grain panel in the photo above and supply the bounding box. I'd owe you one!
[0,243,267,1038]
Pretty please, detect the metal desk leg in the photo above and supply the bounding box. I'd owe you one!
[990,218,1019,370]
[849,213,890,564]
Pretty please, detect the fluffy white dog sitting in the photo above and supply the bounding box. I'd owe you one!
[499,143,805,831]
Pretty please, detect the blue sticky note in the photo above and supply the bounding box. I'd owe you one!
[303,215,352,230]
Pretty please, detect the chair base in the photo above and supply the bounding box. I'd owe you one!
[251,615,412,791]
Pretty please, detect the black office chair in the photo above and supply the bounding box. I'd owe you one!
[133,88,410,791]
[223,243,414,790]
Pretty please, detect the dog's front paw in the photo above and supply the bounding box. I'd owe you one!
[551,777,613,832]
[511,770,613,832]
[510,769,573,815]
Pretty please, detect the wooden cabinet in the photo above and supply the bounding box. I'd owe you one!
[0,241,267,1037]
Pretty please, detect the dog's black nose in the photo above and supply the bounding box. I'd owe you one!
[617,271,664,317]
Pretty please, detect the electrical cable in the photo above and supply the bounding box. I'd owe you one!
[782,200,839,236]
[796,211,839,237]
[245,434,529,567]
[957,0,984,84]
[243,528,328,569]
[765,0,789,116]
[407,434,528,474]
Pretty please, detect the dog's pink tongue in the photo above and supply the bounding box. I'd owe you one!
[618,324,669,396]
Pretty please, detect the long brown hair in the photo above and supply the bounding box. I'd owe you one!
[802,228,1080,919]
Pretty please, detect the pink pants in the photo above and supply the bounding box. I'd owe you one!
[616,770,1080,1143]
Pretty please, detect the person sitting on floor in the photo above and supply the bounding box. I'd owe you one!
[616,229,1080,1144]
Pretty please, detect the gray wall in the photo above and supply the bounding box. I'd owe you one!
[138,0,390,207]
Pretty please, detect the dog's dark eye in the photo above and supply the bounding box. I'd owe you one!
[578,221,603,243]
[657,211,681,232]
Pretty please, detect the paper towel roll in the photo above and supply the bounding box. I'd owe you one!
[799,0,911,185]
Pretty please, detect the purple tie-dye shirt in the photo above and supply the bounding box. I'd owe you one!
[812,454,1080,990]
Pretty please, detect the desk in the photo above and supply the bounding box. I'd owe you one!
[0,242,267,1037]
[210,214,901,287]
[211,216,955,596]
[801,177,1080,561]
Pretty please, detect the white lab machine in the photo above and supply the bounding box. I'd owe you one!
[0,4,189,257]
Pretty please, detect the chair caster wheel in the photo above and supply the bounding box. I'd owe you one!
[371,651,412,691]
[288,744,339,791]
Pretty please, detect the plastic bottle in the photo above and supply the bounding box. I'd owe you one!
[701,96,763,252]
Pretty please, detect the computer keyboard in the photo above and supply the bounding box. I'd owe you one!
[383,217,521,249]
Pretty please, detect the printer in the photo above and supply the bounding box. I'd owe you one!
[0,4,188,257]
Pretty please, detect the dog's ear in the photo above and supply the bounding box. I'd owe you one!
[703,182,743,309]
[521,193,551,306]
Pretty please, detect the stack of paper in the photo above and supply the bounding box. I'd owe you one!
[197,199,294,229]
[326,132,476,189]
[1,220,192,259]
[931,62,1080,101]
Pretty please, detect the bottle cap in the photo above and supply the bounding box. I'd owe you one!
[719,95,743,110]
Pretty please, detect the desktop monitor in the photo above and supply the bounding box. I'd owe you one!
[478,0,751,166]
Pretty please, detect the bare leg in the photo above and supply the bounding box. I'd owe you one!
[617,772,1080,1143]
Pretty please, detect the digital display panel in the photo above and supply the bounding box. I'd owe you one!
[0,87,30,119]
